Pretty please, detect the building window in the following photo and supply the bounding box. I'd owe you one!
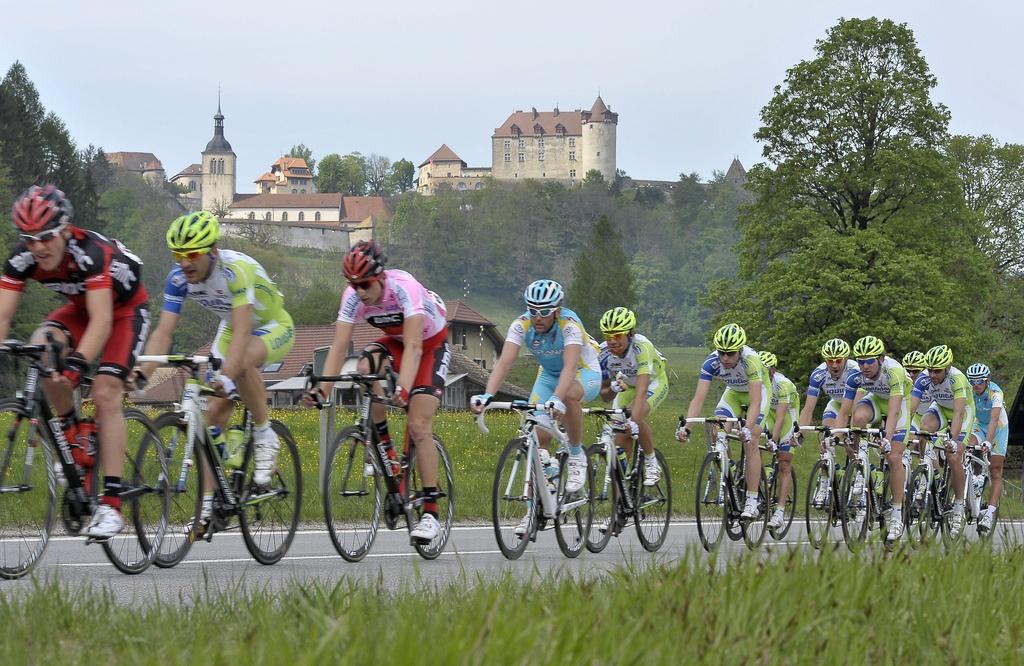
[569,138,575,148]
[504,153,511,163]
[189,180,196,191]
[569,151,576,161]
[534,123,544,135]
[597,151,600,157]
[538,152,545,162]
[458,182,467,190]
[281,212,288,222]
[315,211,321,221]
[518,139,525,149]
[298,212,305,221]
[263,362,283,373]
[300,189,306,194]
[503,140,510,150]
[248,212,255,220]
[291,189,297,194]
[555,124,565,135]
[265,212,272,221]
[537,138,544,149]
[518,153,525,162]
[570,169,576,178]
[475,182,484,190]
[510,125,520,136]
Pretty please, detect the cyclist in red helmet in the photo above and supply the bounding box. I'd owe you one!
[309,240,450,544]
[0,184,149,539]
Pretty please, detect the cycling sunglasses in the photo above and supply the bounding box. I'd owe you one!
[528,306,557,317]
[968,378,987,386]
[602,331,629,341]
[171,247,212,262]
[348,278,379,291]
[20,224,66,244]
[855,357,879,366]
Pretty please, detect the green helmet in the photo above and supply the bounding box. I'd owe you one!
[599,307,637,334]
[758,350,778,369]
[924,344,954,369]
[901,350,926,371]
[167,211,220,251]
[820,338,851,360]
[713,323,746,352]
[852,335,885,359]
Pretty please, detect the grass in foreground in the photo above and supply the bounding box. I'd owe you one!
[2,544,1023,663]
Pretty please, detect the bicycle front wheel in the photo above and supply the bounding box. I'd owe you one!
[150,411,203,568]
[585,442,614,554]
[102,409,170,575]
[695,453,726,552]
[804,460,834,550]
[907,467,936,548]
[323,426,382,562]
[554,449,592,558]
[939,467,964,547]
[239,420,302,565]
[406,435,455,560]
[840,460,870,551]
[633,448,671,552]
[0,400,56,579]
[492,437,532,560]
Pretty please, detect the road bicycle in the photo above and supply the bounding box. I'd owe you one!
[763,430,798,540]
[941,441,992,546]
[838,427,912,551]
[0,337,169,578]
[310,370,454,562]
[584,407,671,553]
[686,416,769,552]
[142,354,302,567]
[802,425,857,549]
[478,400,593,560]
[905,431,950,547]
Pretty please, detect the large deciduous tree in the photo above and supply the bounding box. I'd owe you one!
[569,215,637,333]
[388,158,415,193]
[711,17,991,377]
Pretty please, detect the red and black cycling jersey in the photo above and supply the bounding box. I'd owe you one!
[1,226,148,309]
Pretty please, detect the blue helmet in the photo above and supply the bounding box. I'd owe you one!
[524,279,564,308]
[965,363,991,381]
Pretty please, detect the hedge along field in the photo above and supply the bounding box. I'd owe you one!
[3,544,1024,662]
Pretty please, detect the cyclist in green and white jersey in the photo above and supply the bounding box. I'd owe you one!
[909,344,975,534]
[678,323,770,520]
[800,338,859,506]
[138,212,295,531]
[597,307,669,486]
[835,335,912,542]
[965,363,1007,532]
[902,350,929,436]
[758,350,800,531]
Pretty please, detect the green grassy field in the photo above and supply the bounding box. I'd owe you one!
[2,543,1023,662]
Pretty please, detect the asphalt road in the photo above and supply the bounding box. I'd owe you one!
[3,519,1022,604]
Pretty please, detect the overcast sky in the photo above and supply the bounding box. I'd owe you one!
[2,1,1021,189]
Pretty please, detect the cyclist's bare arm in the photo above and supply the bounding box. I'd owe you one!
[772,399,788,442]
[799,394,818,427]
[988,405,1002,445]
[0,288,22,342]
[315,319,356,397]
[685,378,712,420]
[139,311,179,378]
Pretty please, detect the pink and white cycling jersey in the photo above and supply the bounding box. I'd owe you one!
[336,269,447,340]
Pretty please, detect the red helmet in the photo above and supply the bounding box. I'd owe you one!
[12,184,73,233]
[343,240,386,281]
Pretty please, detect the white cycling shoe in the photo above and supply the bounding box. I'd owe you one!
[564,453,587,494]
[514,514,531,537]
[642,455,661,487]
[768,508,786,530]
[252,428,280,486]
[978,508,995,533]
[85,503,124,540]
[740,496,760,520]
[887,514,904,542]
[410,514,439,542]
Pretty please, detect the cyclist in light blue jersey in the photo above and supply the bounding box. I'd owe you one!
[471,280,602,530]
[965,363,1008,533]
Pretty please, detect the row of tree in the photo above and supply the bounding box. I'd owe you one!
[286,144,414,196]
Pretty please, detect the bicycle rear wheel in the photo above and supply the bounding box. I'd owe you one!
[907,467,936,548]
[323,426,382,562]
[492,437,532,560]
[150,411,203,568]
[0,400,56,580]
[939,467,964,547]
[406,435,455,560]
[840,460,870,551]
[805,460,834,549]
[239,420,302,564]
[741,471,769,550]
[102,409,169,575]
[633,448,671,551]
[585,442,614,553]
[695,453,726,552]
[554,449,592,558]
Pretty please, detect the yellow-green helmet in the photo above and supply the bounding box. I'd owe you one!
[713,323,746,352]
[924,344,954,369]
[902,350,926,371]
[600,307,637,334]
[758,350,778,369]
[852,335,885,359]
[167,211,220,251]
[820,338,850,360]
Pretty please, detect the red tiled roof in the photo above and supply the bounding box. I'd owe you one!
[444,299,493,327]
[255,172,276,183]
[107,151,164,172]
[340,196,393,223]
[418,144,465,168]
[589,95,609,116]
[171,163,202,179]
[494,109,583,138]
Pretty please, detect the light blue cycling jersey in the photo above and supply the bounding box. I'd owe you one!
[505,307,600,376]
[973,380,1009,428]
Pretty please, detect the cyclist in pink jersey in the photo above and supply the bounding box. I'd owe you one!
[309,241,450,543]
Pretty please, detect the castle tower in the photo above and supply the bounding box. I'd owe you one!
[580,95,617,182]
[200,98,237,213]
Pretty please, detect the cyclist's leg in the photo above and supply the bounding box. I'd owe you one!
[988,425,1008,516]
[774,405,798,507]
[528,369,559,451]
[632,377,668,457]
[885,400,909,505]
[405,335,451,497]
[244,316,295,485]
[930,404,965,501]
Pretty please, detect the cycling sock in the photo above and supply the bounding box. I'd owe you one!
[569,444,583,457]
[953,499,964,509]
[102,476,123,510]
[423,486,438,517]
